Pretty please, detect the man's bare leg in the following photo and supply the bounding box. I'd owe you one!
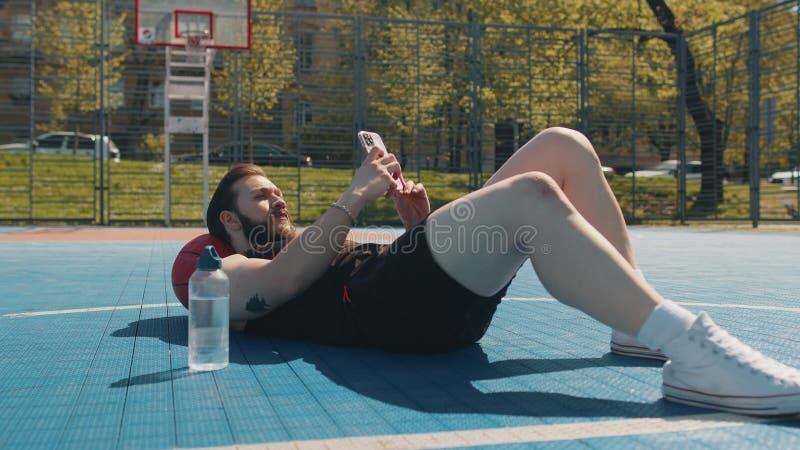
[482,127,660,357]
[484,127,636,268]
[425,173,800,416]
[425,171,659,334]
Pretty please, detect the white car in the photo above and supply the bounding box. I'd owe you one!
[0,132,120,162]
[769,167,798,184]
[625,159,702,180]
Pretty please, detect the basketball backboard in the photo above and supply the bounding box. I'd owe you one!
[135,0,251,49]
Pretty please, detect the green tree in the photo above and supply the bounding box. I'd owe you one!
[213,0,296,162]
[341,1,480,172]
[34,1,126,152]
[339,0,789,191]
[362,9,460,169]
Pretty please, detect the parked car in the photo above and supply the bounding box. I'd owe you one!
[0,131,120,162]
[625,159,702,180]
[176,142,312,167]
[769,167,799,184]
[601,166,615,179]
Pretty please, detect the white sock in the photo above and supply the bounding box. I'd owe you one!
[636,301,697,350]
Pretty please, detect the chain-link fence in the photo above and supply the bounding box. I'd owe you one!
[1,1,798,225]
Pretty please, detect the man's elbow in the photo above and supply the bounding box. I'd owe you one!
[269,272,302,301]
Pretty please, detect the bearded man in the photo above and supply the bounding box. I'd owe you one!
[173,128,800,416]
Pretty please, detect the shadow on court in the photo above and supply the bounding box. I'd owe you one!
[110,316,690,418]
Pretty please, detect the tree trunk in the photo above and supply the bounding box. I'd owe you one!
[647,0,725,211]
[648,122,676,162]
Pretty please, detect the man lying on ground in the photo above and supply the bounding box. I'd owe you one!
[173,127,800,416]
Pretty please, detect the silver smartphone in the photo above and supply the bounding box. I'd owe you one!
[357,131,405,191]
[357,131,386,155]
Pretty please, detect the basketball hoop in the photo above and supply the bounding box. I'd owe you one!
[181,30,210,64]
[137,1,251,226]
[135,1,251,50]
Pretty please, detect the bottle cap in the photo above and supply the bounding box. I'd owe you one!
[196,245,222,271]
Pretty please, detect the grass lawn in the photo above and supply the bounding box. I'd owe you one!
[0,153,796,224]
[608,176,796,222]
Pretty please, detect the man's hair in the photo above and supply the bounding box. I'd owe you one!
[207,163,266,244]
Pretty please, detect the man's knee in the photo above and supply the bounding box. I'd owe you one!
[534,127,600,165]
[508,171,563,200]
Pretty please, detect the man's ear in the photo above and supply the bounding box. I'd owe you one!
[219,210,241,232]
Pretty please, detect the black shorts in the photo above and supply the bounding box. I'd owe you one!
[344,221,511,353]
[245,220,510,353]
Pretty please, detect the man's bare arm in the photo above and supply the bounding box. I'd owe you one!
[223,147,400,321]
[223,190,363,321]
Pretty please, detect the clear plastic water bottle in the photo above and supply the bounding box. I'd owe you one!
[188,245,229,371]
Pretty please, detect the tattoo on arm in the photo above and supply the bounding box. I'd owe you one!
[245,295,270,313]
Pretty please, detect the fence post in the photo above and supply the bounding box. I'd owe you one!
[98,0,106,225]
[578,29,589,134]
[415,21,422,182]
[630,35,638,223]
[294,15,303,222]
[468,15,482,190]
[28,0,36,221]
[233,50,240,162]
[354,16,365,157]
[353,16,366,222]
[677,35,687,224]
[747,11,761,228]
[796,0,800,216]
[164,47,171,226]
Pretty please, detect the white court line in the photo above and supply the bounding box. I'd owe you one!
[8,299,544,319]
[184,413,770,450]
[672,300,800,313]
[4,298,799,318]
[505,297,800,313]
[1,302,183,318]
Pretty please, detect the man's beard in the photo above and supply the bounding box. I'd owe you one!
[236,208,297,259]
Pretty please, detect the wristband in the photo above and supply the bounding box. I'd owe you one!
[330,202,356,225]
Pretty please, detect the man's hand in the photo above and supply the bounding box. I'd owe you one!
[346,146,403,209]
[389,179,430,230]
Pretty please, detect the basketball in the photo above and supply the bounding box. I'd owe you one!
[171,234,236,308]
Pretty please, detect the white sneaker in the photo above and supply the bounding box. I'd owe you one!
[610,329,667,361]
[662,312,800,416]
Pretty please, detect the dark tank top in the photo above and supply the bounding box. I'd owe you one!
[243,240,386,345]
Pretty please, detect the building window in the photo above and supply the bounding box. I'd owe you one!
[12,15,32,45]
[9,77,31,105]
[295,102,312,127]
[108,79,124,109]
[148,81,164,109]
[297,32,313,71]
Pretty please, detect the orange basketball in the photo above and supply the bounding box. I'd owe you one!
[171,234,236,308]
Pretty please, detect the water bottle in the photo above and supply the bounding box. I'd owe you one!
[188,245,229,371]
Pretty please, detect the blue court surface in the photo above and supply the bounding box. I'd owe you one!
[1,227,799,449]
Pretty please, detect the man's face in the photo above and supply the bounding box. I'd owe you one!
[231,175,295,249]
